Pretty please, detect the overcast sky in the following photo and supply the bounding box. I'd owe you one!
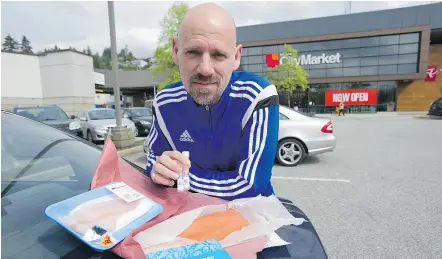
[1,1,437,58]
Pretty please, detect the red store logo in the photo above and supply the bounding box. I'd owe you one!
[425,65,439,81]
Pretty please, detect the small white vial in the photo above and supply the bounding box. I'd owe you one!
[182,151,190,191]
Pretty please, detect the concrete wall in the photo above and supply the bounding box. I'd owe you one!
[1,51,95,115]
[1,52,43,98]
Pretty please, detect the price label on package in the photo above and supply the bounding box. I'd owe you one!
[106,182,144,203]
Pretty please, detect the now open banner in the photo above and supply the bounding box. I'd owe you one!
[325,88,378,106]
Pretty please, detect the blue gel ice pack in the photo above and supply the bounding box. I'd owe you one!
[45,182,163,252]
[146,239,232,259]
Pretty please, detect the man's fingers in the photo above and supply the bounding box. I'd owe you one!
[157,154,185,175]
[163,151,191,167]
[153,162,179,181]
[152,171,174,186]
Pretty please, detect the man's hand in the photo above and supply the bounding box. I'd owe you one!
[151,151,191,186]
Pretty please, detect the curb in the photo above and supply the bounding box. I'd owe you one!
[413,115,430,119]
[412,115,442,120]
[118,145,144,157]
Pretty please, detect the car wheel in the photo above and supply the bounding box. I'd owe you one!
[277,138,306,167]
[87,130,94,143]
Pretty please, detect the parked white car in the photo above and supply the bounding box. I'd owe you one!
[277,106,336,166]
[76,108,137,143]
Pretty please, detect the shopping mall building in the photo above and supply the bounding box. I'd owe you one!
[236,2,442,113]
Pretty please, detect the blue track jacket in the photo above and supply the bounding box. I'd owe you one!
[145,70,279,200]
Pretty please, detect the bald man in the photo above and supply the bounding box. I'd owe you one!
[144,3,279,201]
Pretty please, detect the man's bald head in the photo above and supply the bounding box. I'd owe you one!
[178,3,237,47]
[172,2,242,105]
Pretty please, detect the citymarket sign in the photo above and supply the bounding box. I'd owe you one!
[265,52,342,67]
[325,89,378,106]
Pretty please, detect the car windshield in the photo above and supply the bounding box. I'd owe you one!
[15,106,69,121]
[88,109,116,120]
[128,108,152,117]
[1,112,105,258]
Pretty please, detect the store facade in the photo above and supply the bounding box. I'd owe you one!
[237,3,442,113]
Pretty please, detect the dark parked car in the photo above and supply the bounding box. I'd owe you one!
[428,97,442,117]
[1,111,328,259]
[10,105,82,137]
[122,107,153,136]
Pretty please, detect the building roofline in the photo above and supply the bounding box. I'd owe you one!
[1,49,92,57]
[237,2,441,30]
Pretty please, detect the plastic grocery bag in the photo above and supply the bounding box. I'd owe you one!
[88,137,295,259]
[89,137,231,259]
[45,182,163,251]
[134,195,307,256]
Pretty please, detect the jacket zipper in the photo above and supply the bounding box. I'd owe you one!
[205,105,213,140]
[205,105,213,165]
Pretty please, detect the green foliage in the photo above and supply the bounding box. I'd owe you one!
[2,34,20,51]
[265,44,309,93]
[20,36,33,54]
[150,2,189,90]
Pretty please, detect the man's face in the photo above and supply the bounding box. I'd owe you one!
[172,27,242,105]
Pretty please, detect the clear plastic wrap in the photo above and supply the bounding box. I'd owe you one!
[133,195,307,256]
[45,182,163,251]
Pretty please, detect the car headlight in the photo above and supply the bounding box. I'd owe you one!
[95,125,107,131]
[69,122,81,130]
[140,120,151,126]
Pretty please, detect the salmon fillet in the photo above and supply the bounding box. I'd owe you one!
[178,208,249,242]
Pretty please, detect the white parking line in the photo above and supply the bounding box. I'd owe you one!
[272,176,351,183]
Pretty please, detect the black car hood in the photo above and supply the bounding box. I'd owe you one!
[41,120,72,127]
[133,116,152,122]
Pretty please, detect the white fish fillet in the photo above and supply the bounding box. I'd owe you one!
[60,194,153,236]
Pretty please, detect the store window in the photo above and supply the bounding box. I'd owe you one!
[343,67,360,77]
[360,56,378,66]
[343,58,361,67]
[399,43,419,54]
[398,64,418,74]
[399,33,420,44]
[360,36,379,47]
[241,32,421,79]
[378,55,398,65]
[309,69,326,78]
[379,35,399,45]
[361,66,378,76]
[248,55,263,64]
[398,53,418,64]
[248,47,262,55]
[327,68,343,77]
[262,45,278,53]
[379,45,399,55]
[378,65,398,75]
[359,46,379,57]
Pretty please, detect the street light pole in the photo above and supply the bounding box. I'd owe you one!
[108,1,122,127]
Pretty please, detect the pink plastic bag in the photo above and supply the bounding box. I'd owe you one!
[90,137,268,259]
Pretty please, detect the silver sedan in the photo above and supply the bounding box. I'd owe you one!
[277,106,337,166]
[76,108,137,143]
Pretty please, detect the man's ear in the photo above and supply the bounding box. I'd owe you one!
[172,37,179,65]
[233,44,243,70]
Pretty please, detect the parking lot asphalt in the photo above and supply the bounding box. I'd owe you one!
[124,115,442,259]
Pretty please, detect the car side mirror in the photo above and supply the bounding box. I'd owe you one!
[70,115,76,119]
[79,117,87,121]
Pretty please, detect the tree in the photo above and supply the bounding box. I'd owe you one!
[20,36,33,54]
[150,2,189,90]
[265,44,309,107]
[2,34,19,51]
[86,45,92,56]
